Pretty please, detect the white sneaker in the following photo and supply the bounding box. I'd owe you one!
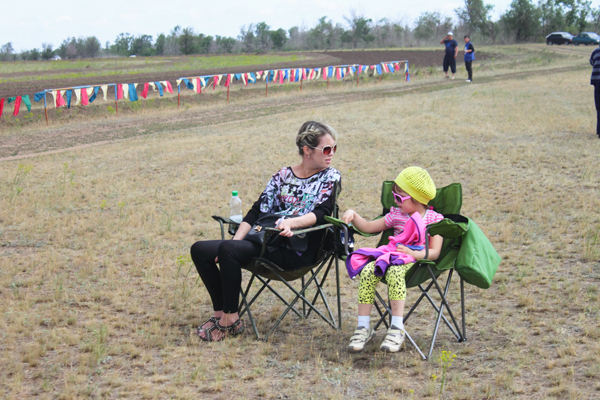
[451,76,455,80]
[380,325,405,353]
[347,326,376,353]
[466,79,472,82]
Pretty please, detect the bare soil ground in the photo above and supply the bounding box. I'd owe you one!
[0,50,484,100]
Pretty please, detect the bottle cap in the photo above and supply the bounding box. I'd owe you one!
[232,191,238,196]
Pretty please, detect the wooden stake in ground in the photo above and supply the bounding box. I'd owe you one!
[227,85,230,103]
[114,86,119,116]
[43,93,49,127]
[265,82,268,97]
[327,78,329,90]
[300,77,303,92]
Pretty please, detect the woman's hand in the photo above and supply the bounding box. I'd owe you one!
[276,218,294,237]
[342,210,356,224]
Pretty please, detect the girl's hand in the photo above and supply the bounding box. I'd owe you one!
[342,210,355,224]
[396,244,413,257]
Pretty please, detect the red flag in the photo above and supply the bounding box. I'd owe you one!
[81,88,89,105]
[224,74,231,87]
[117,84,124,100]
[141,82,150,98]
[290,69,295,82]
[302,69,306,80]
[279,70,284,84]
[0,98,4,118]
[13,96,22,116]
[382,63,389,73]
[336,68,341,80]
[165,81,173,94]
[195,78,201,93]
[56,90,66,107]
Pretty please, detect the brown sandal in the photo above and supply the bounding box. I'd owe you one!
[200,319,245,342]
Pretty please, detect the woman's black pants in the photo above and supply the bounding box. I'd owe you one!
[190,239,309,313]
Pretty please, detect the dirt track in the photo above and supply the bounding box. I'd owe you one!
[0,63,583,162]
[0,50,484,100]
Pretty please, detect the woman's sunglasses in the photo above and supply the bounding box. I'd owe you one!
[311,143,337,156]
[393,192,411,204]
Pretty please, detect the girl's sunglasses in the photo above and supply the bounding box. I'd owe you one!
[311,143,337,156]
[393,192,411,204]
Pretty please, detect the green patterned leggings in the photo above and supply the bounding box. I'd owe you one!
[358,261,414,304]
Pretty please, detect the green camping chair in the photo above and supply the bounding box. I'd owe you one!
[327,181,495,359]
[212,182,343,341]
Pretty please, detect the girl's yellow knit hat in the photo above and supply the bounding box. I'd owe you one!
[394,167,436,205]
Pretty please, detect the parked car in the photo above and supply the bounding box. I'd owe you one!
[50,55,61,61]
[546,32,573,45]
[572,32,600,46]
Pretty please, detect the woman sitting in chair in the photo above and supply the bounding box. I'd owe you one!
[191,121,341,342]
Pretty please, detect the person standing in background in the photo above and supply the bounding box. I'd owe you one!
[590,45,600,139]
[440,32,458,79]
[464,36,475,83]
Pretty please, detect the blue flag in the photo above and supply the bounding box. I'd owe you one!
[66,90,73,109]
[128,84,139,102]
[154,82,164,96]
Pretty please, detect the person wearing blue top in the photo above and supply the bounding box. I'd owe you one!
[464,36,475,82]
[440,31,458,79]
[590,45,600,138]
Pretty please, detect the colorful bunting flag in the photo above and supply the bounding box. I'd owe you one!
[153,82,164,96]
[224,74,231,87]
[162,81,173,94]
[128,84,138,101]
[117,84,124,100]
[66,90,73,108]
[89,87,100,103]
[34,91,45,102]
[74,89,81,105]
[141,82,150,98]
[101,85,108,101]
[8,97,21,116]
[81,88,89,105]
[22,95,31,113]
[0,98,4,118]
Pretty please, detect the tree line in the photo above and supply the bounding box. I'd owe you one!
[2,0,600,61]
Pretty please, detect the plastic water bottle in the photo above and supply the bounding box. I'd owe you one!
[229,191,243,235]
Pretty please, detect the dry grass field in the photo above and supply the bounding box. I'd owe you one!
[1,45,599,399]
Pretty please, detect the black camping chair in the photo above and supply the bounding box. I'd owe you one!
[326,182,468,360]
[212,182,343,341]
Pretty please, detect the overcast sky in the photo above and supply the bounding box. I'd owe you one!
[2,0,599,51]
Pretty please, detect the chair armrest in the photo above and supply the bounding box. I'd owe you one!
[324,216,379,237]
[212,215,241,240]
[423,215,469,260]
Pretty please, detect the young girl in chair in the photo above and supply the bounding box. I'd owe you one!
[342,167,444,353]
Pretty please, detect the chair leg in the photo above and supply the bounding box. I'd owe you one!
[253,275,304,320]
[301,276,306,317]
[461,276,467,342]
[373,291,391,330]
[427,267,465,359]
[239,286,261,340]
[307,269,337,328]
[305,256,334,318]
[335,255,342,330]
[266,265,338,339]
